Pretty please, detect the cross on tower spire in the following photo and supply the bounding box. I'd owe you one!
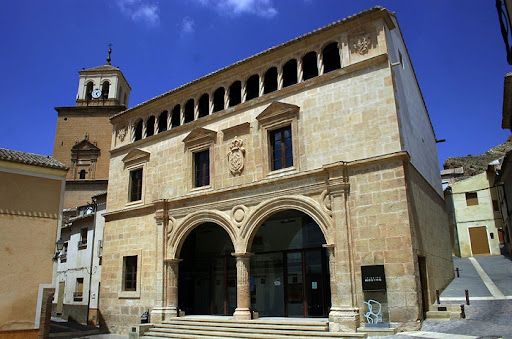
[106,43,112,65]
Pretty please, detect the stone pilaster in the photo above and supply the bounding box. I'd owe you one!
[326,170,360,332]
[232,252,252,320]
[151,258,181,322]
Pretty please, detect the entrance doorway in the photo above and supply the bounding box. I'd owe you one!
[250,210,330,317]
[178,223,236,315]
[469,226,490,255]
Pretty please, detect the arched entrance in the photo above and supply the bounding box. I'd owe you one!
[249,210,331,317]
[178,222,236,315]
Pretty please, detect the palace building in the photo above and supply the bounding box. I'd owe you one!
[99,6,453,335]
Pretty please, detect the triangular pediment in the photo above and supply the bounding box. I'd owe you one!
[182,127,217,147]
[122,148,150,166]
[256,101,300,126]
[72,139,100,152]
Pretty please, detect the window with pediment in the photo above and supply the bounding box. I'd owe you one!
[71,135,100,180]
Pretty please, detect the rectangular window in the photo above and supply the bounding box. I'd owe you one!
[129,168,143,202]
[123,255,138,291]
[79,228,88,249]
[270,125,293,171]
[493,200,499,212]
[74,278,84,301]
[465,192,479,206]
[194,150,210,187]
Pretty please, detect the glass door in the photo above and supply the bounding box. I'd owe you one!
[286,251,305,317]
[304,249,329,317]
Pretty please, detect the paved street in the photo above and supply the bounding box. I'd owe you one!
[377,255,512,339]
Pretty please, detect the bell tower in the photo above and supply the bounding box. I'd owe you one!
[75,46,131,107]
[53,47,131,209]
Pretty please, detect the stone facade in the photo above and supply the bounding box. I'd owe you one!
[99,7,453,335]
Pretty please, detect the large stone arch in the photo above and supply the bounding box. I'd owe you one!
[241,195,334,252]
[168,210,240,259]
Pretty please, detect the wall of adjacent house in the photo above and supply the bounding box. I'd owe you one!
[54,217,94,324]
[0,168,64,333]
[63,181,107,209]
[404,163,454,307]
[450,172,502,257]
[385,19,443,196]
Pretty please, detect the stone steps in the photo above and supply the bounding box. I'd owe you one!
[138,318,366,339]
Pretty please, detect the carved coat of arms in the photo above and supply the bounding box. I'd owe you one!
[227,138,245,175]
[351,34,370,55]
[117,127,127,142]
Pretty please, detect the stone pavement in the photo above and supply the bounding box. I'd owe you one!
[375,255,512,339]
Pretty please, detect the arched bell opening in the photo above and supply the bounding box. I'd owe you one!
[178,222,236,315]
[248,210,331,317]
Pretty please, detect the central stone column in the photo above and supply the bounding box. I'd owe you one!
[232,252,252,320]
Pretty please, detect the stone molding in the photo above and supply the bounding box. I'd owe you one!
[0,209,59,219]
[182,127,217,148]
[121,148,150,168]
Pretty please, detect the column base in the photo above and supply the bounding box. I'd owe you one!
[233,308,252,320]
[150,306,178,323]
[328,307,360,332]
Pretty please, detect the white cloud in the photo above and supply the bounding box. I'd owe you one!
[180,16,195,35]
[195,0,277,18]
[117,0,160,26]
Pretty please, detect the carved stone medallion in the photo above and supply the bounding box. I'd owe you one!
[227,138,245,175]
[351,34,371,55]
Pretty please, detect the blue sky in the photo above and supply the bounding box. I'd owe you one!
[0,0,509,165]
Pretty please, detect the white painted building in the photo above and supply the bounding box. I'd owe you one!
[53,192,106,325]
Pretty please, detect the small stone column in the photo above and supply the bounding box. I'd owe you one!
[180,105,185,126]
[297,58,304,83]
[167,109,172,130]
[241,82,247,103]
[232,252,252,320]
[224,87,230,109]
[317,51,324,75]
[258,75,264,97]
[142,119,147,138]
[277,68,283,90]
[208,93,213,115]
[193,99,199,120]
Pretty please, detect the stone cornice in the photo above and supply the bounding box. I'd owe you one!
[55,105,126,116]
[110,53,389,156]
[0,209,59,219]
